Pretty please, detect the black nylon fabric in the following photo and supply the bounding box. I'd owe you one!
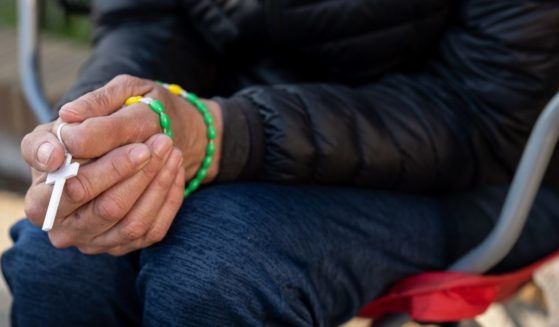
[59,0,559,191]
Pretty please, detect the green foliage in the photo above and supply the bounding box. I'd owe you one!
[0,0,91,43]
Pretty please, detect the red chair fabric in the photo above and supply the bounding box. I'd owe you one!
[359,250,559,322]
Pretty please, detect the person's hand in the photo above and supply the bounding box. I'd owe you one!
[20,74,222,255]
[22,121,186,255]
[58,74,223,183]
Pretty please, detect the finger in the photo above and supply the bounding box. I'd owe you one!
[104,167,186,256]
[90,147,183,248]
[144,165,186,245]
[20,123,66,172]
[59,74,154,123]
[53,135,173,244]
[24,143,151,226]
[60,99,163,158]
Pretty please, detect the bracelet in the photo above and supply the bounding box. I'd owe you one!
[125,82,215,199]
[124,96,174,139]
[158,82,216,198]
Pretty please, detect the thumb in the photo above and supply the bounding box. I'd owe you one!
[59,75,154,123]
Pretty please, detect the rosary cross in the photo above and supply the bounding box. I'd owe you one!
[42,123,80,232]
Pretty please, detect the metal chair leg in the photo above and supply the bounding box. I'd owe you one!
[450,92,559,274]
[18,0,53,123]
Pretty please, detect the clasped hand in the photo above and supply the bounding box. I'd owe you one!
[21,75,222,256]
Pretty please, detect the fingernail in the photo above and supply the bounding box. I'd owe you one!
[60,104,75,114]
[153,135,173,157]
[129,146,151,165]
[59,104,81,119]
[37,143,54,166]
[60,102,78,112]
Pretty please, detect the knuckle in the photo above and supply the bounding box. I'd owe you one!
[32,124,46,133]
[48,232,73,249]
[24,201,43,225]
[114,74,135,84]
[129,122,151,143]
[120,221,147,241]
[110,157,129,180]
[135,115,162,144]
[64,175,89,203]
[151,87,165,99]
[63,127,86,154]
[147,116,162,137]
[21,133,44,167]
[94,197,126,223]
[114,74,144,90]
[167,196,183,211]
[140,161,161,178]
[154,169,175,189]
[20,133,32,153]
[24,186,48,225]
[88,89,110,109]
[146,228,166,244]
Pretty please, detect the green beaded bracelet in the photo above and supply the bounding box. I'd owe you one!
[124,96,174,140]
[159,82,216,199]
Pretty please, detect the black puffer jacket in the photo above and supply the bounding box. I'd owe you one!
[61,0,559,191]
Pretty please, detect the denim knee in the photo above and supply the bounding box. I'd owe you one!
[2,220,53,293]
[2,219,141,326]
[137,184,315,326]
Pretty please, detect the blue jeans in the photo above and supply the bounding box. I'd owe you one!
[3,183,559,326]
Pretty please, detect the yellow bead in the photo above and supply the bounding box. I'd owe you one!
[168,84,183,96]
[125,96,142,106]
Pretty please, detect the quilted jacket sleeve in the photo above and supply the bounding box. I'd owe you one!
[219,0,559,191]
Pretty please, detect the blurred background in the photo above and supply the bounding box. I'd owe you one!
[0,0,90,325]
[0,0,90,190]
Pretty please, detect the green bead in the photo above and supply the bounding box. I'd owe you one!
[159,113,171,129]
[195,101,207,112]
[183,188,191,198]
[165,129,174,139]
[186,93,199,103]
[155,80,163,85]
[196,168,207,180]
[202,156,212,169]
[149,100,165,114]
[203,112,213,124]
[206,141,215,155]
[187,178,198,190]
[185,184,195,194]
[189,178,200,191]
[207,126,216,140]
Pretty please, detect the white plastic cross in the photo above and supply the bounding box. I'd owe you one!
[42,124,80,232]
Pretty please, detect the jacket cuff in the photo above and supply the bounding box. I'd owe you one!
[213,96,264,181]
